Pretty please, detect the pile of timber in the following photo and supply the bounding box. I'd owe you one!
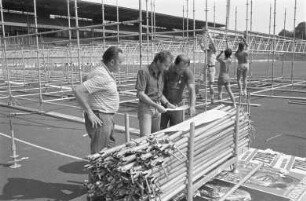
[84,105,252,200]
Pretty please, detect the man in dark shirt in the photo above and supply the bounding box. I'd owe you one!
[135,51,175,136]
[161,54,196,129]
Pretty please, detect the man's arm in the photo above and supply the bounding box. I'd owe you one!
[160,95,176,109]
[241,36,249,51]
[187,83,196,116]
[199,30,217,53]
[137,91,168,113]
[73,85,103,128]
[207,31,217,53]
[216,50,224,62]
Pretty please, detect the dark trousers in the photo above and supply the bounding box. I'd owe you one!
[160,110,184,130]
[84,111,116,154]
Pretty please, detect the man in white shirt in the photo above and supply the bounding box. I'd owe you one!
[73,46,124,154]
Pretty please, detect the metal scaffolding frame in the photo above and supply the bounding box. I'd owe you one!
[0,0,306,199]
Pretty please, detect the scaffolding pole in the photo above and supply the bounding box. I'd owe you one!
[74,0,82,84]
[183,5,185,39]
[186,0,189,42]
[33,0,43,106]
[291,0,297,87]
[0,0,13,103]
[101,0,106,49]
[204,0,208,112]
[271,0,277,89]
[281,8,287,77]
[116,0,120,45]
[139,0,142,69]
[193,0,196,75]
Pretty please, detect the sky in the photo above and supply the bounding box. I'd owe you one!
[85,0,305,34]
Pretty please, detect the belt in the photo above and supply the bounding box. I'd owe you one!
[92,110,115,115]
[207,65,215,67]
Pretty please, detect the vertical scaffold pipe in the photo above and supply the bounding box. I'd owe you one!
[139,0,142,69]
[245,0,249,37]
[235,7,237,33]
[266,4,272,77]
[66,0,73,87]
[225,0,230,37]
[186,0,189,42]
[291,0,297,87]
[250,0,253,32]
[183,5,185,39]
[234,105,240,171]
[153,0,156,39]
[66,0,72,66]
[101,0,106,49]
[204,0,208,112]
[192,0,196,75]
[213,1,216,28]
[245,0,249,92]
[22,48,26,89]
[187,122,195,201]
[74,0,82,84]
[249,0,253,77]
[0,0,13,103]
[33,0,43,106]
[281,8,287,77]
[116,0,120,45]
[234,7,237,76]
[271,0,277,90]
[150,0,153,41]
[125,113,130,142]
[146,0,149,64]
[9,113,21,168]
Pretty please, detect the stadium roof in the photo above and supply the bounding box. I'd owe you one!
[2,0,224,31]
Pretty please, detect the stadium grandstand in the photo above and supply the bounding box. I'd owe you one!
[1,0,224,45]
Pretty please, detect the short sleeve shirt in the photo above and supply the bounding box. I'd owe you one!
[135,65,164,102]
[163,66,194,104]
[82,64,119,113]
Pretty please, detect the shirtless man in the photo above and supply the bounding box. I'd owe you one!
[235,37,249,96]
[200,30,217,104]
[216,48,236,107]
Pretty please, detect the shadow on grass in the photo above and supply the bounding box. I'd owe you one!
[0,178,86,201]
[58,161,88,175]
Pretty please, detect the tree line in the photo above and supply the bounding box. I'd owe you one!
[278,21,306,39]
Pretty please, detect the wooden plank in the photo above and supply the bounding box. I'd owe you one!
[157,109,228,133]
[219,100,261,107]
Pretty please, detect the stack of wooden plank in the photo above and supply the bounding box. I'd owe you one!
[84,105,252,200]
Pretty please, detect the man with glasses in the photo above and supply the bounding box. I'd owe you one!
[136,50,175,136]
[160,54,196,129]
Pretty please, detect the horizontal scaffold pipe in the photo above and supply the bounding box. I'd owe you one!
[2,19,141,39]
[0,102,140,135]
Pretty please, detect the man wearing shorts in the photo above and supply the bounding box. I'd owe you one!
[216,49,236,107]
[235,37,249,96]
